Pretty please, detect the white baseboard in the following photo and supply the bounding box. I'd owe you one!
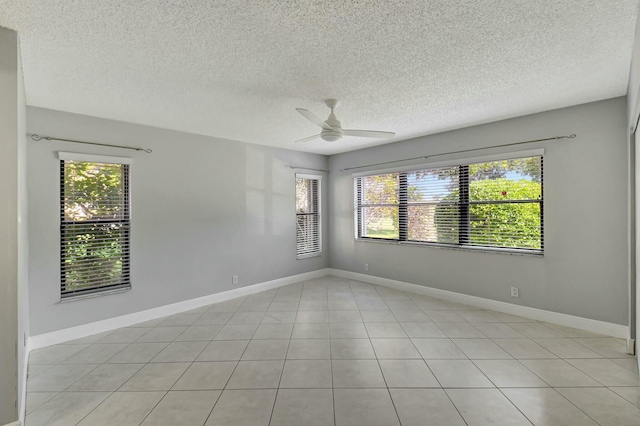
[328,269,629,339]
[3,421,21,426]
[29,268,330,350]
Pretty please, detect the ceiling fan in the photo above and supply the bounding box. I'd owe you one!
[295,99,395,143]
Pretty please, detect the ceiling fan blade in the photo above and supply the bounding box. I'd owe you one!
[342,129,396,138]
[295,134,321,143]
[296,108,333,130]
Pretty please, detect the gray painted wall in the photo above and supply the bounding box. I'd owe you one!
[27,107,328,335]
[0,26,19,424]
[328,97,629,326]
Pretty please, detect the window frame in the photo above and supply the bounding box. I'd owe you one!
[59,152,133,300]
[296,173,322,259]
[354,150,544,255]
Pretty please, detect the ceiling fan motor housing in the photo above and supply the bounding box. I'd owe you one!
[321,129,342,142]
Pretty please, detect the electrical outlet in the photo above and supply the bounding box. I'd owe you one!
[364,264,369,271]
[232,275,238,284]
[511,287,519,298]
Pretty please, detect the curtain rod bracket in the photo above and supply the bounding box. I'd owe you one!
[288,165,329,173]
[31,134,152,153]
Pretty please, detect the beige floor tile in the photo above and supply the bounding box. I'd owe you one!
[241,339,289,360]
[428,360,494,388]
[533,338,603,359]
[119,362,190,391]
[172,361,237,390]
[557,387,640,426]
[197,340,249,361]
[473,323,526,339]
[137,326,187,342]
[25,392,58,415]
[174,325,221,341]
[193,311,233,325]
[295,310,329,323]
[473,360,548,387]
[365,322,407,338]
[329,322,368,338]
[106,342,168,363]
[252,323,294,339]
[29,344,89,365]
[227,311,265,324]
[332,359,386,388]
[519,359,601,387]
[566,359,640,386]
[214,324,258,340]
[141,390,221,426]
[507,323,562,338]
[451,338,511,359]
[493,339,557,359]
[390,389,466,426]
[334,388,400,426]
[226,360,284,389]
[291,323,330,339]
[205,389,276,426]
[401,322,446,338]
[260,311,297,323]
[446,388,532,425]
[413,338,468,359]
[330,338,375,359]
[279,360,332,388]
[25,391,110,426]
[67,363,143,391]
[370,338,421,359]
[286,338,330,359]
[150,341,208,362]
[271,388,334,426]
[609,387,640,407]
[77,391,165,426]
[437,322,486,338]
[425,310,467,322]
[60,343,128,364]
[503,388,597,426]
[96,327,152,343]
[27,364,97,392]
[572,338,635,358]
[379,359,440,387]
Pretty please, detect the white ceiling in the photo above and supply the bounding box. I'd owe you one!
[1,1,638,155]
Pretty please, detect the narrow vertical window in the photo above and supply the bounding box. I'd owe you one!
[296,174,321,258]
[60,153,131,298]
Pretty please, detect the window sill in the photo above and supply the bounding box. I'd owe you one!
[353,238,543,257]
[297,252,323,260]
[59,286,132,303]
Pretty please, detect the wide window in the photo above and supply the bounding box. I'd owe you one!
[296,174,321,258]
[355,154,543,253]
[60,152,131,298]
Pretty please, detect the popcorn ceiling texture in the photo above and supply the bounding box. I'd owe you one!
[0,0,638,154]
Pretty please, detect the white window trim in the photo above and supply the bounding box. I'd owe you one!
[296,173,322,259]
[58,151,133,165]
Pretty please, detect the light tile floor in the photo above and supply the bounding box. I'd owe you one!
[25,276,640,426]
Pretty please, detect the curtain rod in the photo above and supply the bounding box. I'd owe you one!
[340,134,575,172]
[31,134,153,153]
[289,166,329,173]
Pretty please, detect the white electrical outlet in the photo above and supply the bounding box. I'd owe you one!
[364,264,369,271]
[232,275,238,284]
[511,287,519,297]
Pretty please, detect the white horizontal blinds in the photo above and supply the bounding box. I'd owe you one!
[296,176,321,258]
[356,173,399,239]
[466,156,543,250]
[354,155,543,253]
[61,159,131,297]
[403,166,460,244]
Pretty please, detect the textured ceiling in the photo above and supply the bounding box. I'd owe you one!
[1,0,638,155]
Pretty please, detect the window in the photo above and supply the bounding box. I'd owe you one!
[296,174,321,258]
[60,152,131,298]
[355,154,543,253]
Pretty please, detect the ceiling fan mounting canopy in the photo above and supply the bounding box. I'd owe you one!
[295,99,395,144]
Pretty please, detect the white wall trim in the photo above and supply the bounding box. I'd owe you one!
[3,421,21,426]
[29,268,330,350]
[18,341,29,425]
[328,269,629,339]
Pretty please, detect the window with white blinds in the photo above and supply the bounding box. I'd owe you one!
[296,174,321,258]
[355,155,543,253]
[60,154,131,298]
